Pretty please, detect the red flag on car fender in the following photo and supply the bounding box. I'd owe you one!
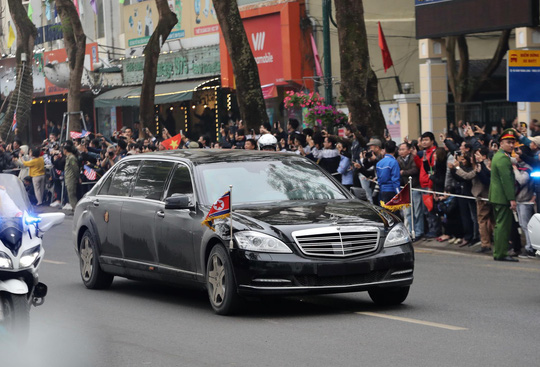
[378,22,394,73]
[202,191,231,230]
[381,183,411,212]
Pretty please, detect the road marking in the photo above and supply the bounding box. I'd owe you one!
[356,312,468,331]
[43,259,67,265]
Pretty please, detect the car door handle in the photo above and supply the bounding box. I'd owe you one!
[157,210,165,218]
[92,200,99,207]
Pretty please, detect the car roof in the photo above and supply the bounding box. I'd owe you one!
[123,149,306,165]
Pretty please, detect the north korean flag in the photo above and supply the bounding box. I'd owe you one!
[202,191,231,229]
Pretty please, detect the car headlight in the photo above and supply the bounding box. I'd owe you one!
[234,231,292,253]
[384,223,411,247]
[19,245,41,268]
[0,251,13,269]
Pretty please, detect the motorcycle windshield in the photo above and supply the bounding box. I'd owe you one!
[0,173,31,218]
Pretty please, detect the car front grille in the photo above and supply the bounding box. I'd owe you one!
[291,226,380,258]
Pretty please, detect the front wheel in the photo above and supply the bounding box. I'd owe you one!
[79,230,114,289]
[206,245,241,315]
[0,292,30,343]
[368,286,410,306]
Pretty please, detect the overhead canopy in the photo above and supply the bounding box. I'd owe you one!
[94,79,212,108]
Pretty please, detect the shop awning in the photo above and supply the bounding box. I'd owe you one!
[94,79,209,108]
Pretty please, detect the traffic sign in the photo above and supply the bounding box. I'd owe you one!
[507,50,540,102]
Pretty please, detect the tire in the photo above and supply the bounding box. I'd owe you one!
[79,230,114,289]
[206,245,241,315]
[0,292,30,343]
[368,286,410,306]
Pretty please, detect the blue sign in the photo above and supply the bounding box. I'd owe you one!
[507,50,540,102]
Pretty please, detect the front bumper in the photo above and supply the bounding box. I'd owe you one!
[231,243,414,296]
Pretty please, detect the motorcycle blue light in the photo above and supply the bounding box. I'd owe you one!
[24,216,42,225]
[531,171,540,178]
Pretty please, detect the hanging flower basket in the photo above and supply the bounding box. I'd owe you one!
[304,104,348,132]
[284,91,325,110]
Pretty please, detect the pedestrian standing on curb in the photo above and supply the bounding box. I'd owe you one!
[397,142,424,239]
[21,148,45,206]
[63,144,79,212]
[376,140,401,205]
[489,128,519,262]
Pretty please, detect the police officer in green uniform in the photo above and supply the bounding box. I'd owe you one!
[489,128,519,262]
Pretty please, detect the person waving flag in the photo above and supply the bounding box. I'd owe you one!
[202,191,231,230]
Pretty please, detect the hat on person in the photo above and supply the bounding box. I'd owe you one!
[529,136,540,147]
[366,138,382,148]
[499,128,517,142]
[187,141,200,149]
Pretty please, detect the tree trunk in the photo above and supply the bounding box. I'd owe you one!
[446,30,510,122]
[56,0,87,133]
[0,0,37,143]
[334,0,386,138]
[139,0,178,137]
[213,0,269,132]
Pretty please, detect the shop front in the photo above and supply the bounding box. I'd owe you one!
[220,0,316,128]
[94,45,223,140]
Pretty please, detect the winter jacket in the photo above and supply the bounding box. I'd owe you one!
[414,146,436,188]
[397,154,420,188]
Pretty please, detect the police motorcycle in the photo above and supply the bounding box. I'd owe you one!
[0,174,64,341]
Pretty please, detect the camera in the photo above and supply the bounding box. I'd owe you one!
[365,151,373,159]
[108,152,114,157]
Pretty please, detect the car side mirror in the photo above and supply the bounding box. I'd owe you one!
[350,187,367,201]
[165,194,192,210]
[38,213,65,233]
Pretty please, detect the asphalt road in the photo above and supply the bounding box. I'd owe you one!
[4,216,540,367]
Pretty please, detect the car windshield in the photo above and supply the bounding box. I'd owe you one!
[196,158,348,205]
[0,173,30,217]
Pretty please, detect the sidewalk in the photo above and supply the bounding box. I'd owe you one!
[413,236,540,260]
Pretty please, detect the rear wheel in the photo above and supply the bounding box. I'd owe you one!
[368,286,410,306]
[206,245,241,315]
[0,292,30,343]
[79,230,114,289]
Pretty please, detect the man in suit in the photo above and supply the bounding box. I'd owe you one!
[489,128,519,262]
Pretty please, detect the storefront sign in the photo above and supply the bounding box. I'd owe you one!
[243,13,284,85]
[123,0,218,48]
[122,46,220,85]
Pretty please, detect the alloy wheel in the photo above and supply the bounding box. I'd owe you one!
[80,236,94,282]
[207,254,226,307]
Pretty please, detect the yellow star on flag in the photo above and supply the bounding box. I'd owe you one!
[170,139,179,150]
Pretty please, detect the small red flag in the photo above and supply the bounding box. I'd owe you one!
[378,22,394,73]
[381,183,411,212]
[161,133,183,150]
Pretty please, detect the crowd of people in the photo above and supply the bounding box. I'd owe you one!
[0,116,538,262]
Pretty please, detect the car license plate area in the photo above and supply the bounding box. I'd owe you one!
[317,261,370,277]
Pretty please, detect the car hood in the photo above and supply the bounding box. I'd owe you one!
[226,200,394,241]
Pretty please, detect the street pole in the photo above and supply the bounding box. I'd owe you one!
[322,0,332,106]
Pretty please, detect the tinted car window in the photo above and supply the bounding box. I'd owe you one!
[196,159,347,205]
[166,165,194,201]
[132,160,175,200]
[107,161,140,197]
[97,171,114,195]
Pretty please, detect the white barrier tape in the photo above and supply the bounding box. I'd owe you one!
[409,187,489,202]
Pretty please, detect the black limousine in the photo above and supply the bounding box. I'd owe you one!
[73,150,414,314]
